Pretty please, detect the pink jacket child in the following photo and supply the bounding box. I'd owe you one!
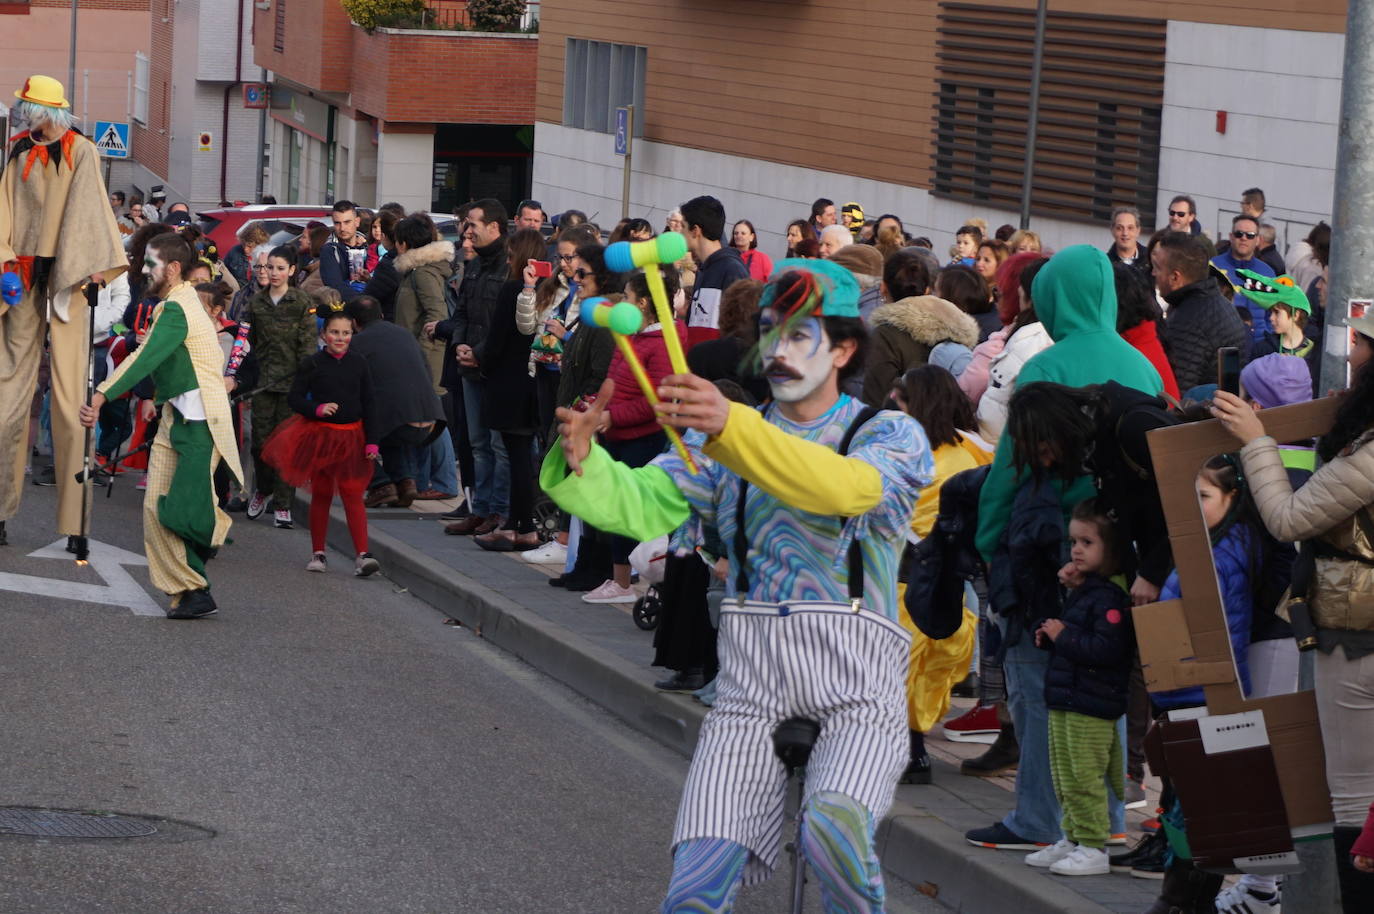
[602,320,686,442]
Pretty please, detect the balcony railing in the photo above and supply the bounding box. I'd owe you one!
[367,0,539,33]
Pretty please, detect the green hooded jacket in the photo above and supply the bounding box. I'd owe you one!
[975,245,1164,561]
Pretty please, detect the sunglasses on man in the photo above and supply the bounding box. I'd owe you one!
[1169,210,1190,218]
[1232,230,1258,240]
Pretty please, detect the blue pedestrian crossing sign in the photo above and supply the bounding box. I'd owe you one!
[93,121,130,159]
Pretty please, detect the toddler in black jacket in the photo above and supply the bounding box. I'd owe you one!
[1026,498,1135,877]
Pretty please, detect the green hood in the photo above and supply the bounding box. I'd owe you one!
[1030,244,1117,341]
[1237,269,1311,314]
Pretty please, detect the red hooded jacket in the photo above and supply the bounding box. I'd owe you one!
[603,320,686,442]
[1122,320,1180,402]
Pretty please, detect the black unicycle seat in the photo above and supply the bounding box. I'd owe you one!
[772,717,821,772]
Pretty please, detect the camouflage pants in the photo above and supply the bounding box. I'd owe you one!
[250,392,294,508]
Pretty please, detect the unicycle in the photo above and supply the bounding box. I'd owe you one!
[773,716,821,913]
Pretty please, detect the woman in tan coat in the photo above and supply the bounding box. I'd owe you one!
[1212,318,1374,911]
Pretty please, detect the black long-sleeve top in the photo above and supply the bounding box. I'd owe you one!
[287,349,380,445]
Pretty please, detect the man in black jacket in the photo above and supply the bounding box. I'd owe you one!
[682,195,749,350]
[1152,231,1250,395]
[347,295,444,505]
[436,199,510,534]
[319,200,370,297]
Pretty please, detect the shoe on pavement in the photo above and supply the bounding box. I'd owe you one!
[1140,816,1161,833]
[1050,845,1110,876]
[354,552,380,577]
[655,668,707,692]
[444,513,488,535]
[1025,839,1077,868]
[364,483,399,509]
[582,579,636,604]
[1215,883,1281,914]
[558,575,604,592]
[394,479,418,508]
[899,754,932,785]
[1106,833,1128,846]
[306,552,327,573]
[951,671,980,699]
[521,539,568,565]
[413,488,456,501]
[32,465,56,486]
[961,723,1020,777]
[1112,829,1169,878]
[1125,776,1148,809]
[274,509,293,529]
[942,704,1001,743]
[965,822,1048,851]
[168,589,218,619]
[474,513,504,536]
[225,494,247,513]
[136,473,148,491]
[246,491,268,519]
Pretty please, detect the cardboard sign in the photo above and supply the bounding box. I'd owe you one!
[1136,398,1339,830]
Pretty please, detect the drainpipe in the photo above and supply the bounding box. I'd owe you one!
[220,0,246,205]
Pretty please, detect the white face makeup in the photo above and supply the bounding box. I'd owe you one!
[143,249,169,295]
[759,311,834,403]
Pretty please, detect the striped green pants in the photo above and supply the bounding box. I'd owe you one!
[1048,709,1124,849]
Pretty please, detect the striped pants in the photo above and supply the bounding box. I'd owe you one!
[671,602,910,891]
[1047,709,1124,849]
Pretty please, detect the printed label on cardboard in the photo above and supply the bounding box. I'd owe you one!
[1199,710,1269,755]
[1232,851,1301,875]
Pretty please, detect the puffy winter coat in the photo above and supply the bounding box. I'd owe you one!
[861,295,979,407]
[975,320,1053,442]
[393,240,455,395]
[1044,574,1135,720]
[1154,524,1255,708]
[1161,277,1250,394]
[988,476,1065,643]
[604,321,684,442]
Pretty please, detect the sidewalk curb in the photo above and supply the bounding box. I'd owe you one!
[317,499,1113,914]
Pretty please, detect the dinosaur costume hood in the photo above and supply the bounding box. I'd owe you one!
[1237,270,1310,314]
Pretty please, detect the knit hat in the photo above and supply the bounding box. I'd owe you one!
[828,243,883,281]
[1241,353,1313,409]
[842,202,864,238]
[761,258,860,319]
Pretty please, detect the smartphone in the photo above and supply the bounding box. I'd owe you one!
[531,260,553,279]
[1217,346,1241,396]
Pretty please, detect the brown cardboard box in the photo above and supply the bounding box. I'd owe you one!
[1136,398,1339,831]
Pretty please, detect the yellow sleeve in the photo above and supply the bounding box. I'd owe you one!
[702,402,883,516]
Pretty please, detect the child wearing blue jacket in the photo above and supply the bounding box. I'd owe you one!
[1025,499,1134,877]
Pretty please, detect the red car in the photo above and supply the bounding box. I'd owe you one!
[195,205,336,257]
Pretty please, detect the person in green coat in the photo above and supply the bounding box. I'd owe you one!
[962,244,1162,853]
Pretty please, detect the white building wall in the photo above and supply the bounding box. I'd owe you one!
[532,123,1114,261]
[1158,21,1343,251]
[376,132,435,214]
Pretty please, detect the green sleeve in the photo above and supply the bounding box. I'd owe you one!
[296,301,317,365]
[99,301,188,401]
[539,441,692,541]
[975,430,1017,562]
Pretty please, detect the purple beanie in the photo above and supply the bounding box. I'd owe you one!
[1241,353,1312,409]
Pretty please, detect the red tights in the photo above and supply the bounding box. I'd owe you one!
[310,468,368,555]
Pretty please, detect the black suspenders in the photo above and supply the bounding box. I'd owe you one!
[732,406,882,607]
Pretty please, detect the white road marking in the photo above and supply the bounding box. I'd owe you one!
[0,539,160,615]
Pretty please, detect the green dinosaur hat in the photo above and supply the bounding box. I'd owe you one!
[1237,269,1310,315]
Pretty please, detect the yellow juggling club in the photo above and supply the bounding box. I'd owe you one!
[603,233,690,376]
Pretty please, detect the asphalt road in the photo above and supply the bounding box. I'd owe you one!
[0,478,947,913]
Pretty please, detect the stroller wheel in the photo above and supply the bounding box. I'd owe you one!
[633,585,661,631]
[532,492,561,542]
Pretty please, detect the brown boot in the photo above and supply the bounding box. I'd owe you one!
[445,514,487,535]
[364,483,398,508]
[394,478,418,508]
[474,513,505,535]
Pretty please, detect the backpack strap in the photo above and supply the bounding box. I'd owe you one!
[733,404,882,606]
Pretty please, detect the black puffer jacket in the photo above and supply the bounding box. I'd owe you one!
[1161,277,1250,393]
[1043,574,1135,721]
[988,476,1065,645]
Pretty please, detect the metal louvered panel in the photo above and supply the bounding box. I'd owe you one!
[932,2,1165,227]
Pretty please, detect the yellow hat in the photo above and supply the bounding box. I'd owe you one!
[15,75,70,109]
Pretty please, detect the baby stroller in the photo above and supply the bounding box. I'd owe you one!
[628,536,669,630]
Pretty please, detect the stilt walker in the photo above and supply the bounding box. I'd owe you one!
[0,75,127,548]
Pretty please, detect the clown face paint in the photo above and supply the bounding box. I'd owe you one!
[759,310,835,403]
[143,249,171,298]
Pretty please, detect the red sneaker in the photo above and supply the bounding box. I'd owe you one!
[941,704,1001,744]
[1140,817,1160,833]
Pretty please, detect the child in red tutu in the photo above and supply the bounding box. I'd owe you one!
[262,306,381,576]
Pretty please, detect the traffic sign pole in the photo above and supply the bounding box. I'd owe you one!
[617,105,634,221]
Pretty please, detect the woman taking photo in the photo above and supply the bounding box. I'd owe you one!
[730,220,773,281]
[1212,318,1374,912]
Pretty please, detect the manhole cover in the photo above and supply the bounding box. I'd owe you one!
[0,808,157,838]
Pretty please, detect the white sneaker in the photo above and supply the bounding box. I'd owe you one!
[1216,882,1281,914]
[520,539,568,565]
[274,509,293,529]
[305,552,327,573]
[1025,839,1076,868]
[581,580,637,604]
[246,491,267,519]
[1050,845,1111,876]
[354,552,380,577]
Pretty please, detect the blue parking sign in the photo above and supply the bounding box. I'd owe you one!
[615,107,630,157]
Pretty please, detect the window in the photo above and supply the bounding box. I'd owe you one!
[563,39,645,135]
[274,0,286,53]
[133,52,149,124]
[932,3,1165,227]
